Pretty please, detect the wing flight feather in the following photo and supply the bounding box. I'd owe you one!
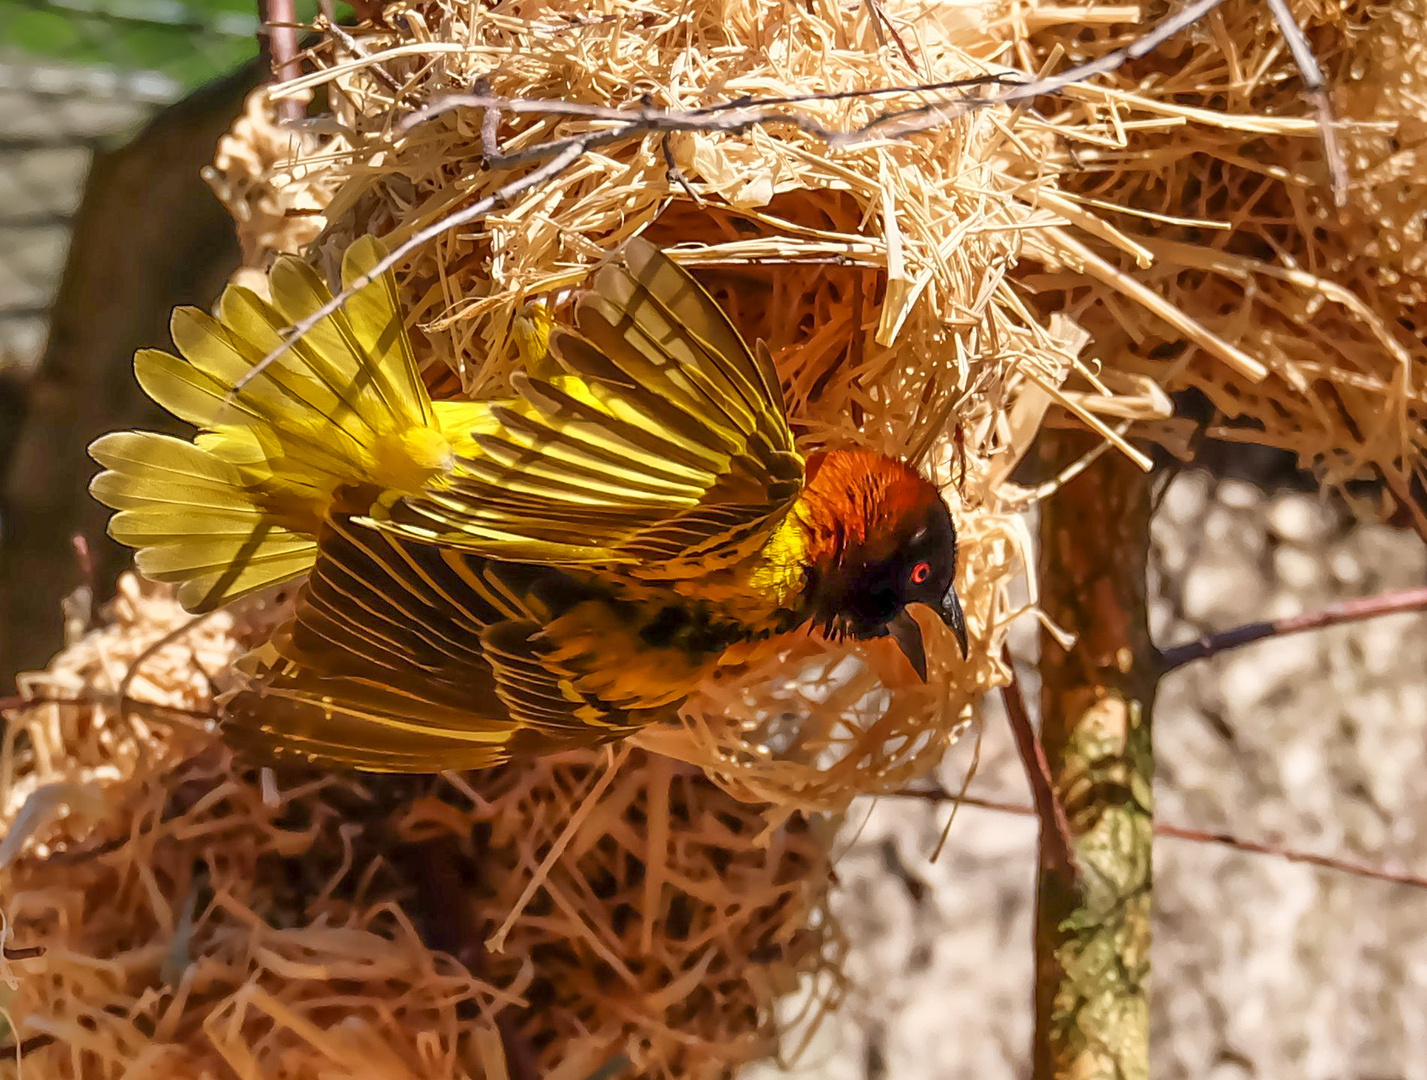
[368,239,804,570]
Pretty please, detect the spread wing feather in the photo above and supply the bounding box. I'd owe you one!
[90,431,320,611]
[222,518,641,771]
[369,239,804,571]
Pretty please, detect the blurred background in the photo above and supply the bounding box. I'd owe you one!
[1,3,1425,1077]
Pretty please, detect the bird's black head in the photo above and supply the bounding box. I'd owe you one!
[800,449,970,680]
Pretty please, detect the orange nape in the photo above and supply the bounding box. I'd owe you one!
[797,448,943,566]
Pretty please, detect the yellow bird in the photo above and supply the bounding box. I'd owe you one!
[89,237,967,772]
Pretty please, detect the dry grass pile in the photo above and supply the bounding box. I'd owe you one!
[1022,0,1427,515]
[1,577,839,1078]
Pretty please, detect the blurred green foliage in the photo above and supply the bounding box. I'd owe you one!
[1,0,341,91]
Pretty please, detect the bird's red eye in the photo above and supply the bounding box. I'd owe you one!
[909,561,931,585]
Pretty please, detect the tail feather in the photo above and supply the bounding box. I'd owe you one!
[89,237,468,613]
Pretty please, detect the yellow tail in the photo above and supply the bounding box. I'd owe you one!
[89,237,489,613]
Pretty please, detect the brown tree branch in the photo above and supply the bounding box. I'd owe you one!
[1157,586,1427,672]
[1034,427,1157,1080]
[1000,650,1081,886]
[895,788,1427,891]
[260,0,304,124]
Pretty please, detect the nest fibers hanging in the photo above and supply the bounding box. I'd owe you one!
[1021,0,1427,517]
[12,0,1403,1074]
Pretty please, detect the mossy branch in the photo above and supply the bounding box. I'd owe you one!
[1034,429,1157,1080]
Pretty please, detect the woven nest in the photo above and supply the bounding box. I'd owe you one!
[1022,0,1427,516]
[7,0,1425,1075]
[1,577,841,1078]
[199,0,1204,806]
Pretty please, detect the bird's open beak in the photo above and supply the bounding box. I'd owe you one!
[887,587,970,682]
[937,584,970,659]
[886,609,928,681]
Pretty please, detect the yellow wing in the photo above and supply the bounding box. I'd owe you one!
[220,517,651,772]
[368,238,805,574]
[89,237,488,612]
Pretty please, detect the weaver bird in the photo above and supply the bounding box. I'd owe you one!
[89,237,968,771]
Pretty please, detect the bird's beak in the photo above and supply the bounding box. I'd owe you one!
[937,584,970,659]
[886,609,928,682]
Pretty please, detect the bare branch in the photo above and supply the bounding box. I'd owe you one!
[1261,0,1348,207]
[661,134,703,205]
[863,0,923,74]
[896,789,1427,890]
[260,0,304,125]
[1158,586,1427,672]
[0,692,217,728]
[0,1033,55,1061]
[1000,647,1082,887]
[392,74,1016,136]
[470,77,501,159]
[117,611,221,708]
[856,0,1230,144]
[320,16,408,100]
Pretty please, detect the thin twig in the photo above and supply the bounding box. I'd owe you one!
[864,0,922,73]
[1153,819,1427,888]
[320,16,409,101]
[0,693,217,728]
[117,612,220,711]
[473,77,501,159]
[859,0,1230,142]
[895,790,1427,890]
[999,648,1081,886]
[230,136,586,397]
[387,75,1015,132]
[71,533,94,591]
[661,135,703,205]
[261,0,304,124]
[0,1033,54,1060]
[1157,586,1427,672]
[1260,0,1348,207]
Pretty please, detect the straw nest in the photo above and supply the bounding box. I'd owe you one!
[7,0,1425,1074]
[201,0,1186,806]
[1022,0,1427,517]
[1,577,841,1078]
